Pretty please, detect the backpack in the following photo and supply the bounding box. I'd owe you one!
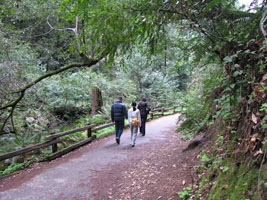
[139,102,150,116]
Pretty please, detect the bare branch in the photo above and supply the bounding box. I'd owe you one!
[260,10,267,38]
[47,15,81,51]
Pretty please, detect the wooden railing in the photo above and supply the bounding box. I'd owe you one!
[0,124,96,162]
[149,106,178,120]
[0,106,179,162]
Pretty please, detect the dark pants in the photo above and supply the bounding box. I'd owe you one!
[115,120,124,139]
[140,116,147,135]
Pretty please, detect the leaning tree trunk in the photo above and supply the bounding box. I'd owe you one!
[91,87,103,115]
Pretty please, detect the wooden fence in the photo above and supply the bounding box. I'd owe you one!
[149,106,178,120]
[0,106,179,162]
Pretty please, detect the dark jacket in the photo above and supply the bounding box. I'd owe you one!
[111,101,128,121]
[138,101,150,117]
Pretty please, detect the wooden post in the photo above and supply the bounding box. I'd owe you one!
[151,112,153,120]
[0,139,59,162]
[162,108,164,116]
[52,139,58,153]
[87,127,92,138]
[173,106,176,113]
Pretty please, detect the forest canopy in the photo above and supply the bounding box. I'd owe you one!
[0,0,266,150]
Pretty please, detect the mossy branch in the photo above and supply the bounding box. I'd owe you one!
[0,59,99,111]
[0,57,101,134]
[0,105,18,135]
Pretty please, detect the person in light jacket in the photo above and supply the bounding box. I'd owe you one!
[128,101,141,147]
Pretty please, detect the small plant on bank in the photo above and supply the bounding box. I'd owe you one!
[178,186,193,199]
[0,163,25,175]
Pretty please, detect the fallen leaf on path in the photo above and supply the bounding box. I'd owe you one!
[182,180,186,185]
[244,145,249,153]
[254,149,263,157]
[251,113,257,124]
[250,137,257,143]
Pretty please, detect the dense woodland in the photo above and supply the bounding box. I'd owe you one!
[0,0,266,199]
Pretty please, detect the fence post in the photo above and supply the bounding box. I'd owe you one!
[162,108,164,116]
[87,127,92,138]
[151,112,153,120]
[173,106,176,113]
[52,139,58,153]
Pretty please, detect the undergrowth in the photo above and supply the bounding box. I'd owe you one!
[178,39,266,199]
[178,63,225,139]
[194,128,267,200]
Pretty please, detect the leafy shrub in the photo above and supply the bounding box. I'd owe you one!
[178,187,193,199]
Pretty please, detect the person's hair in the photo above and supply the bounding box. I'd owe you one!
[132,101,137,111]
[118,96,123,101]
[141,97,146,102]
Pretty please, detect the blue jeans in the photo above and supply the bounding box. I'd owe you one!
[140,116,147,135]
[115,120,124,139]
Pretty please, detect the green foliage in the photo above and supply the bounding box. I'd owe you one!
[0,123,47,153]
[93,126,115,138]
[193,129,267,200]
[203,0,224,12]
[179,63,225,137]
[115,46,189,107]
[208,159,261,200]
[200,151,211,163]
[11,130,42,149]
[178,187,193,200]
[0,163,25,175]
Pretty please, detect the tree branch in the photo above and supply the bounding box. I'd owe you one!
[0,97,20,135]
[0,57,102,134]
[0,59,100,111]
[260,10,267,38]
[47,15,81,52]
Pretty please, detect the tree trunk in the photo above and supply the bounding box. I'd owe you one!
[91,87,103,115]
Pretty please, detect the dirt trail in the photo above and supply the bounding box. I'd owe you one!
[0,114,200,200]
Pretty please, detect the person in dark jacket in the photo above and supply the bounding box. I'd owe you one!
[137,97,150,136]
[111,96,128,144]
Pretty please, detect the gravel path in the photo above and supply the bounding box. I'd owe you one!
[0,114,200,200]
